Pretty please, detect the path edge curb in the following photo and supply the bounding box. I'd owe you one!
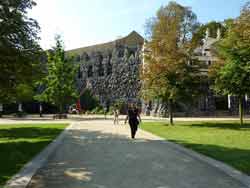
[3,123,74,188]
[139,128,250,188]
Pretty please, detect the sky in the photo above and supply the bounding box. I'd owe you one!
[28,0,249,50]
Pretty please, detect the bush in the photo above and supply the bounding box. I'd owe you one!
[14,111,27,117]
[110,99,127,114]
[80,89,100,111]
[106,106,114,115]
[91,106,104,114]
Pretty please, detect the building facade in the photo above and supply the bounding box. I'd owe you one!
[68,30,249,116]
[67,31,144,110]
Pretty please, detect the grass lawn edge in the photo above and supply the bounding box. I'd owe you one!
[140,121,250,177]
[0,123,69,187]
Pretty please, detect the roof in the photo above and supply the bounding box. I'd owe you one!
[66,31,144,57]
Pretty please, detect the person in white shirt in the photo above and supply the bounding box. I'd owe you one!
[113,105,119,125]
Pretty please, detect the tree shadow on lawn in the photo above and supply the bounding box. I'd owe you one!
[0,127,64,140]
[183,122,250,130]
[168,139,250,175]
[0,140,53,186]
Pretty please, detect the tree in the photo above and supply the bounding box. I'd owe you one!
[35,35,78,116]
[210,2,250,125]
[0,0,41,102]
[142,1,201,125]
[15,83,35,116]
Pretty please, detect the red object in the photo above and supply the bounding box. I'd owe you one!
[76,99,81,111]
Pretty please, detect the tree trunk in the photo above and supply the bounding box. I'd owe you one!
[169,99,174,125]
[59,104,63,115]
[239,96,244,126]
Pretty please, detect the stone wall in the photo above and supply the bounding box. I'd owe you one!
[75,44,142,108]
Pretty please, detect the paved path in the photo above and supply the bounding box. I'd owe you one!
[1,114,250,125]
[27,120,249,188]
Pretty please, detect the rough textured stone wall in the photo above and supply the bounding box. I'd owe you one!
[76,45,142,107]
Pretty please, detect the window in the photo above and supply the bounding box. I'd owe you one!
[98,62,104,76]
[107,61,112,75]
[81,52,89,61]
[78,67,82,79]
[87,65,93,77]
[75,55,81,62]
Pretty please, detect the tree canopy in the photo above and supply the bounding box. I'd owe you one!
[0,0,41,102]
[142,1,201,124]
[209,2,250,125]
[35,35,78,114]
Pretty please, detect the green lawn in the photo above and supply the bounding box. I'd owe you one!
[0,123,68,186]
[141,121,250,175]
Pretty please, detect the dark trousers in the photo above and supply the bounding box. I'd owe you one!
[129,119,139,138]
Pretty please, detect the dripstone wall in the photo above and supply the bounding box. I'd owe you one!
[76,45,142,107]
[67,31,144,109]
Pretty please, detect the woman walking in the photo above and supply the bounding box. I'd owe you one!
[125,103,141,139]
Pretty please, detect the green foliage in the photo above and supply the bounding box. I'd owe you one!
[35,35,78,113]
[0,123,67,186]
[142,1,201,124]
[16,84,34,103]
[112,99,124,110]
[0,0,42,102]
[210,2,250,125]
[80,89,100,111]
[91,106,104,114]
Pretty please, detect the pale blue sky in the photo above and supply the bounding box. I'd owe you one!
[28,0,249,50]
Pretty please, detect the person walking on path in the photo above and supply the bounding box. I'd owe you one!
[113,105,119,125]
[125,103,141,139]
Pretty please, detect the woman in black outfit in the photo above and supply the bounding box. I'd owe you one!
[125,103,141,139]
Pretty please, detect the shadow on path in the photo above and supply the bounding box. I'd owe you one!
[26,126,249,188]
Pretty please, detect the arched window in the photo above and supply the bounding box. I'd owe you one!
[75,55,81,62]
[98,62,104,76]
[81,52,89,61]
[78,67,82,79]
[107,61,112,75]
[87,65,93,77]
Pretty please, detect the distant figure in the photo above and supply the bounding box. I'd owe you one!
[104,106,107,120]
[39,103,43,117]
[125,103,141,139]
[113,105,119,125]
[0,103,3,118]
